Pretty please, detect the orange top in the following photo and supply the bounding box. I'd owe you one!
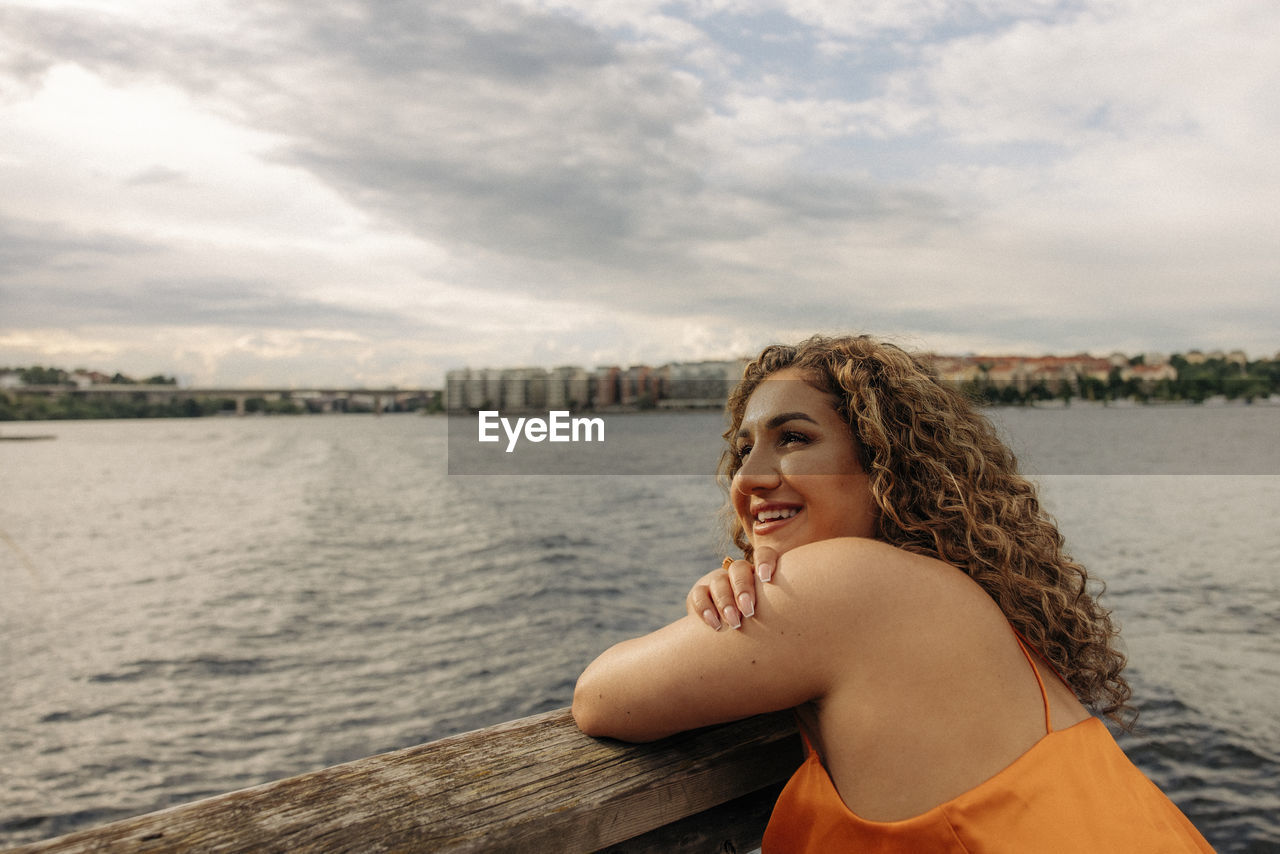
[762,636,1214,853]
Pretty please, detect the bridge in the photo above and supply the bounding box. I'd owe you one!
[6,384,442,415]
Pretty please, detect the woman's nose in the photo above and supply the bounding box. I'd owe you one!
[734,449,781,493]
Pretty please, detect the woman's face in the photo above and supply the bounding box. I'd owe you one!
[731,367,878,556]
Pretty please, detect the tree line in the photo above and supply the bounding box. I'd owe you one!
[6,366,179,386]
[964,355,1280,406]
[0,367,185,420]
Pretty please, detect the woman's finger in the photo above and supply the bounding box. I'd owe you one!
[686,583,722,630]
[686,568,726,628]
[754,545,780,583]
[725,558,757,620]
[708,572,742,629]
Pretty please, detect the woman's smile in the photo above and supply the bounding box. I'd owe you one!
[749,501,803,535]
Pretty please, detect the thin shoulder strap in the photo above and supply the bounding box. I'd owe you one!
[793,707,819,757]
[1013,631,1053,735]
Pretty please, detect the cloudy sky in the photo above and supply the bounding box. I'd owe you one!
[1,0,1276,387]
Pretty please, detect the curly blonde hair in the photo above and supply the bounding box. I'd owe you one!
[719,334,1133,727]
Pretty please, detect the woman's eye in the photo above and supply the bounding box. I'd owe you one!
[735,443,753,460]
[780,431,809,446]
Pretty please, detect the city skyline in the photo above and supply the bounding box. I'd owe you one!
[2,341,1273,392]
[4,345,1272,420]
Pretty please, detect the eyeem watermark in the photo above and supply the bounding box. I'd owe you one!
[477,410,605,452]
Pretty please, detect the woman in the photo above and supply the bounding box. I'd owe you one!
[573,335,1212,852]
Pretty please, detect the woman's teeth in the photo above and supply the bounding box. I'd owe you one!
[756,507,799,523]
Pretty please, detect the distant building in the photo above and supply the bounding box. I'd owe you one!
[481,368,503,410]
[502,368,548,412]
[1130,363,1177,383]
[983,357,1029,391]
[929,355,982,386]
[659,360,745,408]
[445,368,477,411]
[546,366,591,410]
[616,365,656,407]
[445,367,552,412]
[592,366,620,408]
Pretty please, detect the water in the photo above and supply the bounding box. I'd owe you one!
[1,407,1277,851]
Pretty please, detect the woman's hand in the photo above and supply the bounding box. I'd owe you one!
[685,546,779,630]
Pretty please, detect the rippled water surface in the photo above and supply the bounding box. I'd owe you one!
[2,408,1278,851]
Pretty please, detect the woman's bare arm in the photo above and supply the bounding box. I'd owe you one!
[573,538,891,742]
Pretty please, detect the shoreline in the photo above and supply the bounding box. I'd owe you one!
[4,393,1280,424]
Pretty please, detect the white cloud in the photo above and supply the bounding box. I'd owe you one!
[2,64,380,248]
[1,0,1277,385]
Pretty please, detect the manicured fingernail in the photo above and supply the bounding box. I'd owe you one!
[724,605,741,629]
[702,608,722,631]
[738,593,754,619]
[757,562,774,583]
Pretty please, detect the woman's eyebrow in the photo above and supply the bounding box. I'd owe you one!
[736,411,819,438]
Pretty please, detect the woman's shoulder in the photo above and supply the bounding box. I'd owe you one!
[778,536,927,564]
[775,537,965,593]
[769,537,1000,632]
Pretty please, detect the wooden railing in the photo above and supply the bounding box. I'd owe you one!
[8,708,802,853]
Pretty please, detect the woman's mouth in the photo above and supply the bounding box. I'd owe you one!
[752,505,801,533]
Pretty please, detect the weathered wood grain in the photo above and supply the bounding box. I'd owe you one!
[8,708,802,853]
